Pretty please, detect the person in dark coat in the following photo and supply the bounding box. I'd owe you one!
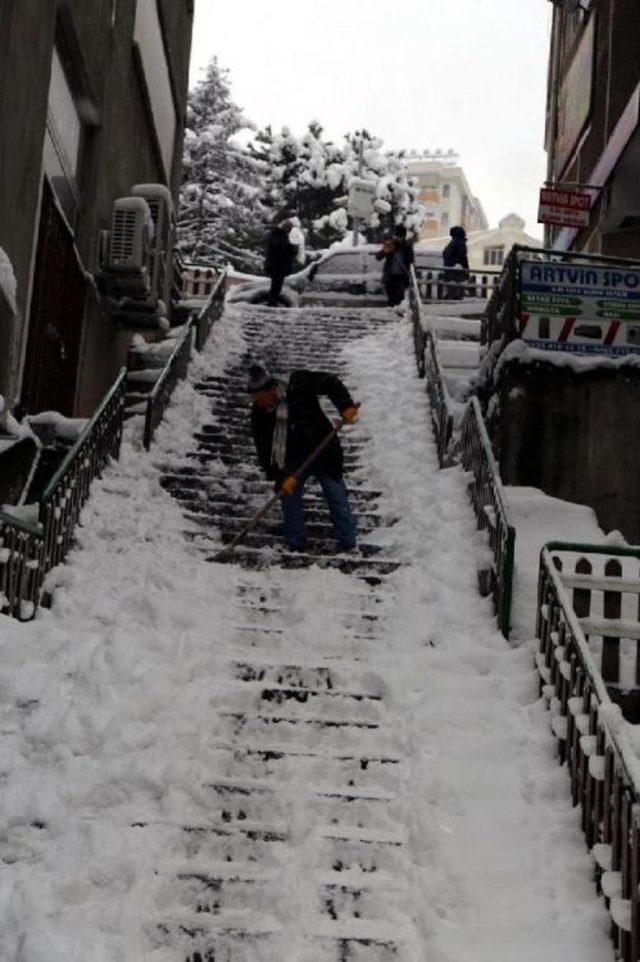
[442,225,469,299]
[248,364,360,552]
[264,220,298,306]
[375,224,414,306]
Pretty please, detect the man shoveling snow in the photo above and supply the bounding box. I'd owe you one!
[248,364,359,552]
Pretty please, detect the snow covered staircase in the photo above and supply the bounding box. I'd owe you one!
[146,305,418,959]
[138,308,424,962]
[147,575,412,961]
[159,306,400,581]
[425,298,484,404]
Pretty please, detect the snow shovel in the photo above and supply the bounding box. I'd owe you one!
[212,417,348,561]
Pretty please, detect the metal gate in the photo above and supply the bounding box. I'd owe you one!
[20,180,87,415]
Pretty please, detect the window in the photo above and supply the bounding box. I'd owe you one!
[441,212,449,227]
[44,48,84,227]
[442,184,450,198]
[483,246,505,266]
[134,0,177,180]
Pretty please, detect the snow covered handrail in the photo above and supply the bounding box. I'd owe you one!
[459,397,515,638]
[408,264,429,376]
[143,320,194,450]
[194,269,227,352]
[408,266,454,466]
[0,371,126,620]
[40,369,127,570]
[537,541,640,958]
[0,510,44,621]
[481,247,521,349]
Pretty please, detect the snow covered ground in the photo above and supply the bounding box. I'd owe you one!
[0,305,614,960]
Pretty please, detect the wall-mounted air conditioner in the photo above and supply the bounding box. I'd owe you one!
[108,196,153,271]
[132,184,173,300]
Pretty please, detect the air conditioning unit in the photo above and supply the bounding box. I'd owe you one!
[107,197,152,272]
[132,183,173,300]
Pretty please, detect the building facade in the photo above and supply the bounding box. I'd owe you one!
[417,213,542,270]
[544,0,640,257]
[407,151,488,241]
[0,0,194,417]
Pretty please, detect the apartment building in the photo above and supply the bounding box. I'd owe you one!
[407,151,488,241]
[545,0,640,257]
[0,0,194,417]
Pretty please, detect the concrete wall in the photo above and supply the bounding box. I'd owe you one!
[0,0,56,393]
[68,0,194,414]
[0,0,194,416]
[491,359,640,542]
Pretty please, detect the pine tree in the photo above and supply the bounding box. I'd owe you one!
[177,58,268,272]
[250,123,426,253]
[249,121,350,249]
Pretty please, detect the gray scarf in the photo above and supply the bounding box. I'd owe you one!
[271,380,289,470]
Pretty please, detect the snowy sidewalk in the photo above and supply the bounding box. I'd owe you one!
[0,306,611,961]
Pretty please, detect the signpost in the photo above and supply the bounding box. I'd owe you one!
[348,138,373,247]
[348,179,377,219]
[518,260,640,356]
[537,186,592,228]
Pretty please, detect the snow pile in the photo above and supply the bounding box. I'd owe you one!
[27,411,88,443]
[495,338,640,377]
[341,318,611,961]
[0,246,17,313]
[504,486,605,640]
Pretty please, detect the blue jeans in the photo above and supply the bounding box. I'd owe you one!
[281,472,357,550]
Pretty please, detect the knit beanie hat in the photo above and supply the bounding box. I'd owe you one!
[247,364,276,393]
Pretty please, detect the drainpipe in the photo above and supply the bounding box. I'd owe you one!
[544,4,561,249]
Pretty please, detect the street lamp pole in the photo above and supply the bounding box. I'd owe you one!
[351,138,365,248]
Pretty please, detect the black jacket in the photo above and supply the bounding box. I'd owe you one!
[375,238,414,279]
[442,231,469,270]
[251,370,354,481]
[264,227,297,277]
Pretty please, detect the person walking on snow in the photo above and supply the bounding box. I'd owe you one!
[247,364,360,552]
[264,219,298,306]
[375,223,414,307]
[442,225,469,300]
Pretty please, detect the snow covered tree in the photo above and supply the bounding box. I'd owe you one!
[177,58,268,272]
[248,121,350,250]
[250,123,426,254]
[317,130,426,244]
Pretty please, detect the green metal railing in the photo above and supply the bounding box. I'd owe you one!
[536,541,640,960]
[459,397,515,638]
[40,369,127,569]
[194,269,227,352]
[0,511,45,620]
[408,266,454,466]
[143,269,227,450]
[408,266,515,636]
[0,369,127,620]
[143,321,194,450]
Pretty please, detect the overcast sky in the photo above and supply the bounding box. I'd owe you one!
[189,0,551,236]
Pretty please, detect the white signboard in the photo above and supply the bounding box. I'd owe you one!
[348,179,377,218]
[519,260,640,356]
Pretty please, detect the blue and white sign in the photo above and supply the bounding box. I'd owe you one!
[518,260,640,355]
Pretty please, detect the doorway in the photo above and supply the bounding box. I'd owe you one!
[20,179,87,415]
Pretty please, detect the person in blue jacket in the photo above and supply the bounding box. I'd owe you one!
[442,226,469,299]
